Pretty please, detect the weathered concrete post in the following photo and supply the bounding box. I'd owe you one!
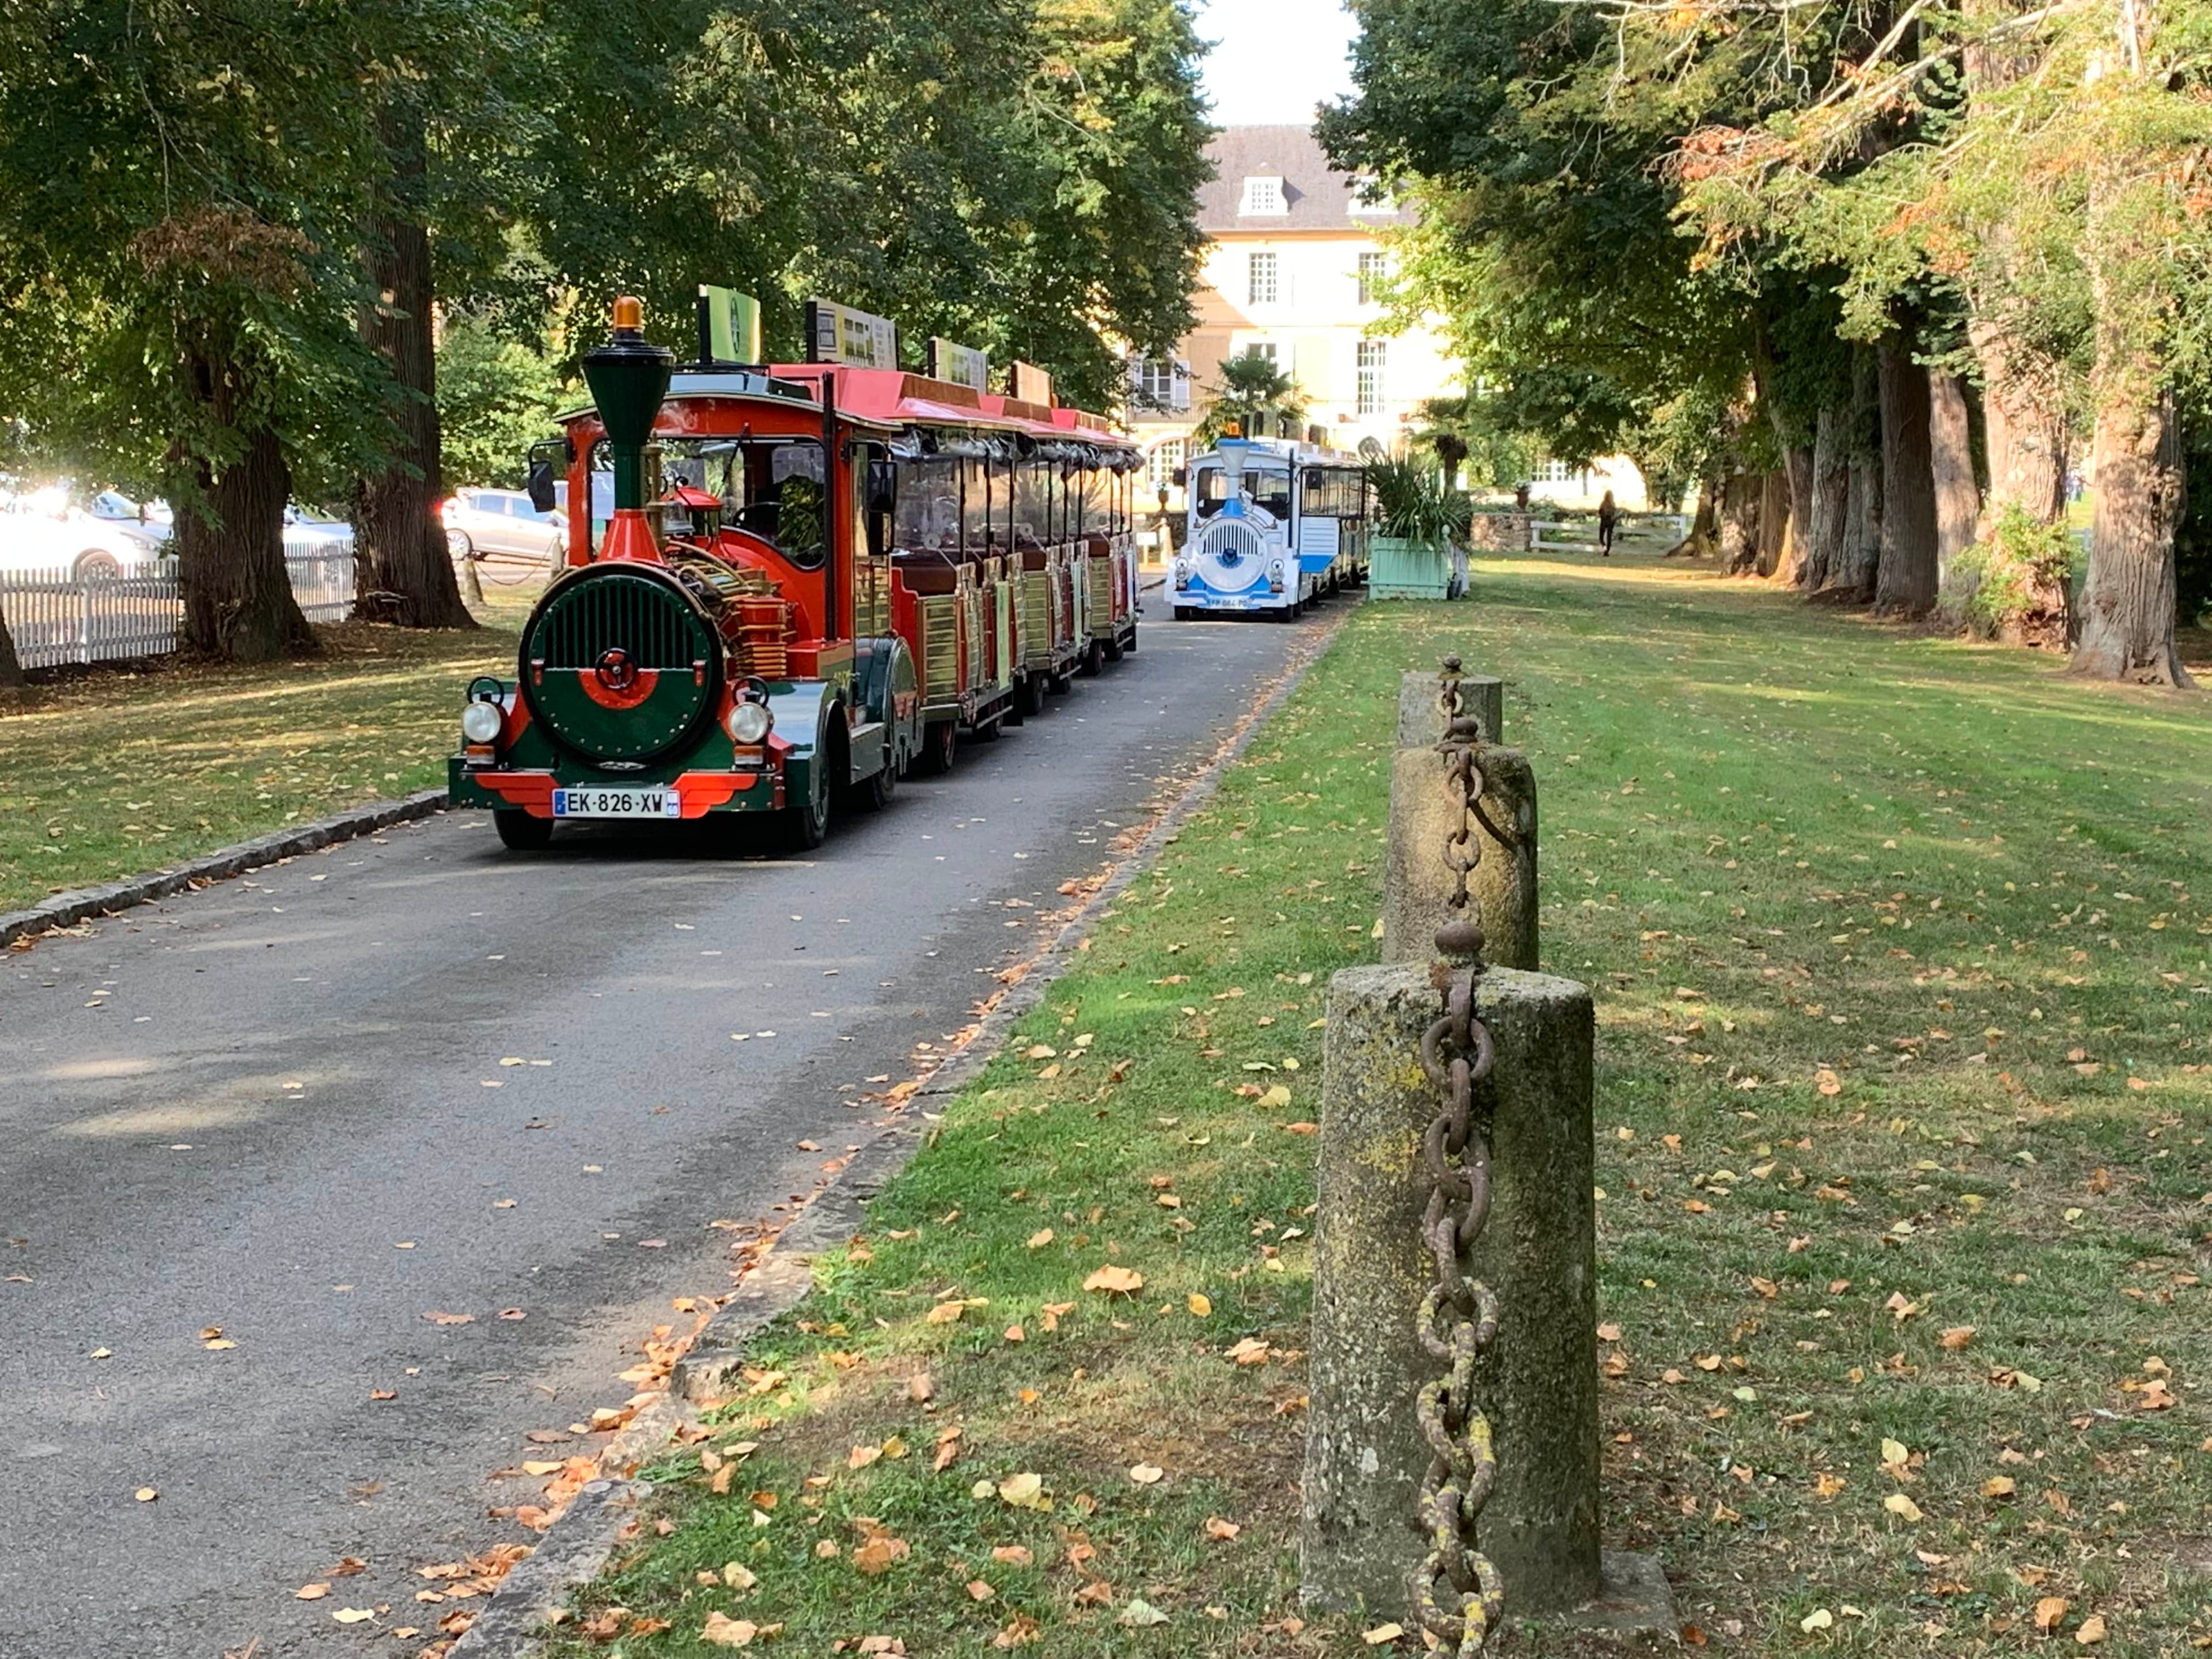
[1384,662,1535,973]
[1383,746,1537,971]
[1302,960,1601,1619]
[1397,669,1502,747]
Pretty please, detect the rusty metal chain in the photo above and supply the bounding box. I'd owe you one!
[1410,658,1505,1655]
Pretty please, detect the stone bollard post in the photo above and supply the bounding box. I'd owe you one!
[1397,669,1502,747]
[1302,961,1601,1619]
[1383,745,1537,972]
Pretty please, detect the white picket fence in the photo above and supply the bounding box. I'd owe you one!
[1,548,357,669]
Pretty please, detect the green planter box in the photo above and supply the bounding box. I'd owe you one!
[1370,535,1453,600]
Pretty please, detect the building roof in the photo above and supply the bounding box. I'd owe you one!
[1195,125,1409,233]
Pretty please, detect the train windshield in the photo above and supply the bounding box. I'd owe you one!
[657,437,827,569]
[1196,463,1291,521]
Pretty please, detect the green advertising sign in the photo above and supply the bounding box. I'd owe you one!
[697,285,763,365]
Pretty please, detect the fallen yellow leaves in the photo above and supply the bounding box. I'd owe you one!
[1187,1293,1212,1317]
[1883,1493,1923,1523]
[331,1608,375,1625]
[134,1487,157,1503]
[2034,1596,2070,1633]
[1204,1516,1240,1541]
[704,1611,781,1646]
[853,1535,911,1575]
[996,1472,1048,1510]
[1025,1229,1054,1250]
[1363,1624,1404,1645]
[1128,1463,1165,1486]
[296,1583,330,1600]
[1083,1265,1143,1296]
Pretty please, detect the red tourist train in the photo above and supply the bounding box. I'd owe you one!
[448,292,1144,850]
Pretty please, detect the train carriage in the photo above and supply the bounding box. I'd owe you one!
[1171,435,1368,620]
[448,293,1143,851]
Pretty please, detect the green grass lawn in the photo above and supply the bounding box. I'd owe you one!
[0,596,531,914]
[538,553,2212,1657]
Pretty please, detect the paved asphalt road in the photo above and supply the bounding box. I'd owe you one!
[0,603,1335,1658]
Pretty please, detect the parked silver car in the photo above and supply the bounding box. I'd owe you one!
[443,488,565,586]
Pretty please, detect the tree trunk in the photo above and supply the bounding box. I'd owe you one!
[1719,470,1762,574]
[1756,469,1790,577]
[2074,387,2194,684]
[177,414,316,663]
[1775,446,1815,585]
[355,97,475,630]
[1874,334,1940,618]
[1805,405,1849,592]
[1828,346,1884,601]
[1969,320,2067,527]
[1669,476,1719,557]
[1763,392,1815,585]
[0,598,23,692]
[1929,371,1980,590]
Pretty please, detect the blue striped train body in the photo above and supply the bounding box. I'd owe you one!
[1169,437,1369,620]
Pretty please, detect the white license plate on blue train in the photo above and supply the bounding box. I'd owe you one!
[551,786,682,819]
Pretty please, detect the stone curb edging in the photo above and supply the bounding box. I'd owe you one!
[457,603,1356,1656]
[0,789,449,950]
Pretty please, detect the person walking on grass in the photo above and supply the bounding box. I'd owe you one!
[1597,489,1618,557]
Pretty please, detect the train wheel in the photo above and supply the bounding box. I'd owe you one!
[970,712,1002,742]
[1104,636,1124,662]
[783,755,833,850]
[1172,605,1191,621]
[1123,627,1137,653]
[494,809,553,851]
[863,760,897,810]
[912,721,956,776]
[1082,638,1107,676]
[1022,674,1048,717]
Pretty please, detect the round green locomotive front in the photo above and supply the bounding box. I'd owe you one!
[520,566,724,763]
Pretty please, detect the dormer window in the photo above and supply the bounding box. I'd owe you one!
[1240,175,1286,216]
[1350,175,1395,215]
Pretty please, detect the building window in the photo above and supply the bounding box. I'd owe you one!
[1350,176,1395,216]
[1247,251,1279,306]
[1357,251,1388,306]
[1240,175,1286,215]
[1355,339,1387,416]
[1126,355,1190,412]
[1535,457,1585,486]
[1147,440,1185,493]
[1243,341,1278,365]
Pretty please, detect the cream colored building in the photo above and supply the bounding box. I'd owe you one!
[1126,125,1463,505]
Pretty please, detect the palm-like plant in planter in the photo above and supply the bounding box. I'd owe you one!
[1368,454,1471,599]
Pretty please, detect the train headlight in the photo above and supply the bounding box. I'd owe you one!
[727,700,772,744]
[461,700,503,744]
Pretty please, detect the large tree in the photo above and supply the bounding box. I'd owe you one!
[1667,0,2209,682]
[0,1,396,662]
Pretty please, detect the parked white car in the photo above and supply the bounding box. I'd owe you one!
[0,505,165,579]
[443,488,565,585]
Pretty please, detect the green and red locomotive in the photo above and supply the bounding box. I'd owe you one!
[448,293,1142,850]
